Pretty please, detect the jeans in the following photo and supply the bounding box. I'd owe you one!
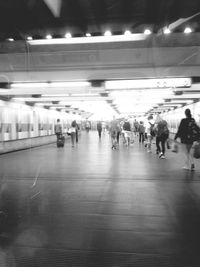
[71,132,76,146]
[139,132,144,143]
[156,133,168,155]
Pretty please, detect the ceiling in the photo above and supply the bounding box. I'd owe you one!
[0,0,200,40]
[0,0,200,119]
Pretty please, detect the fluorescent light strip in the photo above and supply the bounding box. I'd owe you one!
[11,81,90,88]
[105,78,191,89]
[14,97,112,102]
[28,34,147,45]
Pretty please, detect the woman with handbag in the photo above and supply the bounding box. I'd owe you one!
[174,108,200,170]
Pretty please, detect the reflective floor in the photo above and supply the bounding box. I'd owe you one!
[0,131,200,266]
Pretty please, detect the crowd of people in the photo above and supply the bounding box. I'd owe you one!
[99,109,200,170]
[55,108,200,171]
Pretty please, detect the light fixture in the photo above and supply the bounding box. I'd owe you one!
[184,27,192,33]
[86,33,91,37]
[144,29,151,35]
[104,30,112,36]
[164,28,171,34]
[46,34,52,39]
[28,34,146,45]
[11,81,90,88]
[27,36,33,40]
[65,32,72,38]
[124,30,131,36]
[42,94,70,97]
[105,78,192,90]
[8,38,14,41]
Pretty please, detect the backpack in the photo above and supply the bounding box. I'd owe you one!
[187,119,200,142]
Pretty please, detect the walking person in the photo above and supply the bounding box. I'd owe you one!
[70,120,77,147]
[174,108,200,170]
[97,121,102,139]
[110,117,120,149]
[154,115,169,159]
[123,118,131,147]
[54,119,62,141]
[138,121,145,144]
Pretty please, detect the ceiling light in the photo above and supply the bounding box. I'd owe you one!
[124,30,131,36]
[42,94,70,97]
[104,30,112,36]
[184,27,192,33]
[86,33,91,37]
[8,38,14,41]
[105,78,191,90]
[11,81,90,88]
[46,34,52,39]
[27,36,33,40]
[144,29,151,35]
[28,34,146,45]
[164,28,171,34]
[65,32,72,38]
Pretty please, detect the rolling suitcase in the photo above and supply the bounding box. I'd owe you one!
[57,134,65,147]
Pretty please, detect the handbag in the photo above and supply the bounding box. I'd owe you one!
[67,128,72,135]
[172,142,178,153]
[193,142,200,159]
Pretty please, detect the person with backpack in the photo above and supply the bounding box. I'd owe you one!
[154,115,169,159]
[174,108,200,170]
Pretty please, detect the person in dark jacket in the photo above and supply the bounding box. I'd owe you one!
[174,108,200,170]
[71,120,79,147]
[97,121,102,139]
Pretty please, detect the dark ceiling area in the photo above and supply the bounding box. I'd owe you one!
[0,0,199,40]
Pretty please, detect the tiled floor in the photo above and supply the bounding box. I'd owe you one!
[0,131,200,266]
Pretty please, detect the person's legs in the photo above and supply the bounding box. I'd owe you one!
[161,135,167,155]
[147,135,152,152]
[156,136,161,154]
[141,133,144,143]
[182,144,193,169]
[139,133,142,143]
[98,130,101,138]
[187,144,195,169]
[117,131,120,144]
[159,134,168,158]
[71,132,75,147]
[111,132,116,149]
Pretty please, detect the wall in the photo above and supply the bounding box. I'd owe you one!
[0,99,81,153]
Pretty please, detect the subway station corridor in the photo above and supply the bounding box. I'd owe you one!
[0,132,200,266]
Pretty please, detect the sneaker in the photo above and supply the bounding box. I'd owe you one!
[159,152,163,158]
[191,164,195,171]
[161,155,165,159]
